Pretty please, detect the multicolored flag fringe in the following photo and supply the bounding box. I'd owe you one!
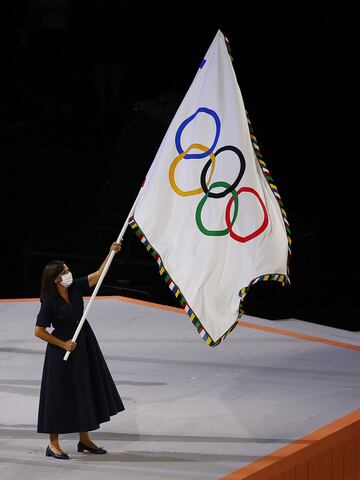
[129,30,291,347]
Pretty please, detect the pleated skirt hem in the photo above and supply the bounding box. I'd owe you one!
[37,405,125,434]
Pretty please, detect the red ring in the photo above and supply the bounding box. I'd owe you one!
[225,187,269,243]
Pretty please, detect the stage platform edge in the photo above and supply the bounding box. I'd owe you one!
[220,408,360,479]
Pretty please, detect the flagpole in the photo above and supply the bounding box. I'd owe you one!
[63,187,143,361]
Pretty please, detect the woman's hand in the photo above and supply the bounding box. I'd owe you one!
[110,241,122,254]
[63,340,77,351]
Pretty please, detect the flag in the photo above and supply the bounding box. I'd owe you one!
[129,30,291,347]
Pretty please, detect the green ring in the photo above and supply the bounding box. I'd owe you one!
[196,181,239,236]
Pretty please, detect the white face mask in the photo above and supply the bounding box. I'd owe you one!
[60,271,73,288]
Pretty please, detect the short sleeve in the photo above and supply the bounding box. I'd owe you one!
[73,276,91,296]
[36,300,52,328]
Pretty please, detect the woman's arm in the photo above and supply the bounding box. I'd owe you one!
[88,241,122,288]
[34,326,77,351]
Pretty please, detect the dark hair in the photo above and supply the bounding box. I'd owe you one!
[40,260,66,301]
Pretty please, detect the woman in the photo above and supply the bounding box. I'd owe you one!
[34,241,125,459]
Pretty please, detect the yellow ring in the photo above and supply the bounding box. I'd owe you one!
[169,143,216,197]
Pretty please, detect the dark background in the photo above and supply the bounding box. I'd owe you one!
[1,2,357,330]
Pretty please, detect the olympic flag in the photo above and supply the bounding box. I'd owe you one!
[129,30,291,347]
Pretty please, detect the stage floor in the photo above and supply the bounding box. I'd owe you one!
[0,296,359,479]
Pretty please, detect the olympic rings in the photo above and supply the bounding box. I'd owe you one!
[169,143,216,197]
[196,181,239,236]
[169,107,269,243]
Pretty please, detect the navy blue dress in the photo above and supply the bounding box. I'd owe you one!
[36,276,125,434]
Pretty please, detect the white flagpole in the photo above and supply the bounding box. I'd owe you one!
[63,189,143,361]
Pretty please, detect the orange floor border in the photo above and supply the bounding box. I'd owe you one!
[98,296,360,351]
[1,295,359,351]
[219,408,360,480]
[237,320,360,352]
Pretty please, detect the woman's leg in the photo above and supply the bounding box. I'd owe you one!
[49,433,65,454]
[79,431,98,448]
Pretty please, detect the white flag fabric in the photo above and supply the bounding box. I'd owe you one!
[129,30,291,347]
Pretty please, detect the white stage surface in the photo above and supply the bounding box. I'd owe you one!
[0,296,359,479]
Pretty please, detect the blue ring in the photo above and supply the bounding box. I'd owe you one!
[175,107,221,159]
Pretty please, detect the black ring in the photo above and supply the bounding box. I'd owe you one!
[200,145,246,198]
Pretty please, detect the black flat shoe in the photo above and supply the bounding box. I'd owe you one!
[46,445,69,459]
[77,441,107,454]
